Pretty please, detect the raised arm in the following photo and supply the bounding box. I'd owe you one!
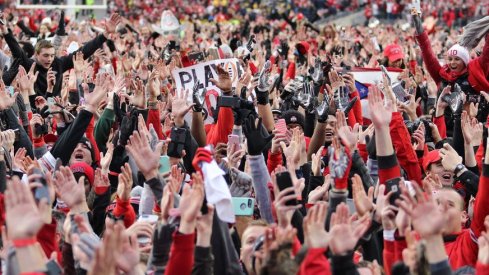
[411,10,443,84]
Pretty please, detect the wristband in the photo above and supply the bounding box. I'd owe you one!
[255,91,270,105]
[12,237,37,248]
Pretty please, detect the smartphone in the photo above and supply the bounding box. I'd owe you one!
[158,155,171,174]
[167,127,187,158]
[228,134,241,150]
[275,119,287,135]
[380,65,391,86]
[232,197,255,216]
[275,171,297,206]
[386,177,402,206]
[31,168,51,204]
[188,51,205,62]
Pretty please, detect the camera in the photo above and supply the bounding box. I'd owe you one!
[218,96,254,110]
[405,118,433,143]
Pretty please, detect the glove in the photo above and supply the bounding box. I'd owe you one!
[333,85,350,112]
[192,147,214,173]
[192,80,206,112]
[147,223,176,272]
[246,34,256,53]
[411,10,424,35]
[56,10,67,36]
[255,61,272,105]
[243,115,274,156]
[298,81,317,113]
[310,57,324,85]
[328,145,352,190]
[119,114,137,146]
[317,100,330,123]
[229,167,253,197]
[448,85,464,115]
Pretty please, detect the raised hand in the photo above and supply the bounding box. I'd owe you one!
[100,143,114,175]
[310,57,324,85]
[411,122,425,151]
[439,143,462,172]
[462,111,483,146]
[397,182,446,238]
[368,85,393,128]
[73,51,88,79]
[148,70,161,100]
[329,203,370,256]
[256,60,272,93]
[126,130,162,180]
[130,78,146,109]
[0,79,18,111]
[117,163,133,201]
[5,177,48,240]
[178,172,205,234]
[104,13,122,36]
[52,166,87,210]
[192,80,206,112]
[307,175,330,203]
[298,81,316,112]
[85,73,109,113]
[272,180,301,228]
[172,89,195,127]
[209,64,232,93]
[351,174,374,217]
[280,128,302,170]
[303,202,329,248]
[17,63,38,98]
[243,115,274,156]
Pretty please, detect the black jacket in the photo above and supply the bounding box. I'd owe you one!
[2,32,107,106]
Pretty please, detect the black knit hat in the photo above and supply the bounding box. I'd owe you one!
[282,110,305,130]
[79,137,95,164]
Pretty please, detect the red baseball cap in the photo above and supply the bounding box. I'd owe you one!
[295,41,310,56]
[384,44,404,63]
[70,162,95,186]
[423,150,441,171]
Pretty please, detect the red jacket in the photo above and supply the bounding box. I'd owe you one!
[112,197,136,228]
[298,248,331,275]
[164,232,196,275]
[389,112,422,185]
[205,107,234,146]
[416,31,489,92]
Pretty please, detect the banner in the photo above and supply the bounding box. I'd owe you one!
[171,58,243,93]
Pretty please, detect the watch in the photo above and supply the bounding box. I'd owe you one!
[453,164,466,176]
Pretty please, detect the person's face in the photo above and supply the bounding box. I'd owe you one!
[388,58,402,68]
[240,225,266,274]
[69,143,93,165]
[434,189,467,234]
[428,161,454,187]
[40,24,48,35]
[324,115,337,143]
[447,56,465,73]
[35,47,55,69]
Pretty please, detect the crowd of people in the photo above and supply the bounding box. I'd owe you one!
[0,0,488,274]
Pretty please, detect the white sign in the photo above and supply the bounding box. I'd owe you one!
[171,58,243,93]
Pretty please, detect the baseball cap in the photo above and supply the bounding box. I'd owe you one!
[70,162,95,186]
[384,44,404,63]
[422,150,441,171]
